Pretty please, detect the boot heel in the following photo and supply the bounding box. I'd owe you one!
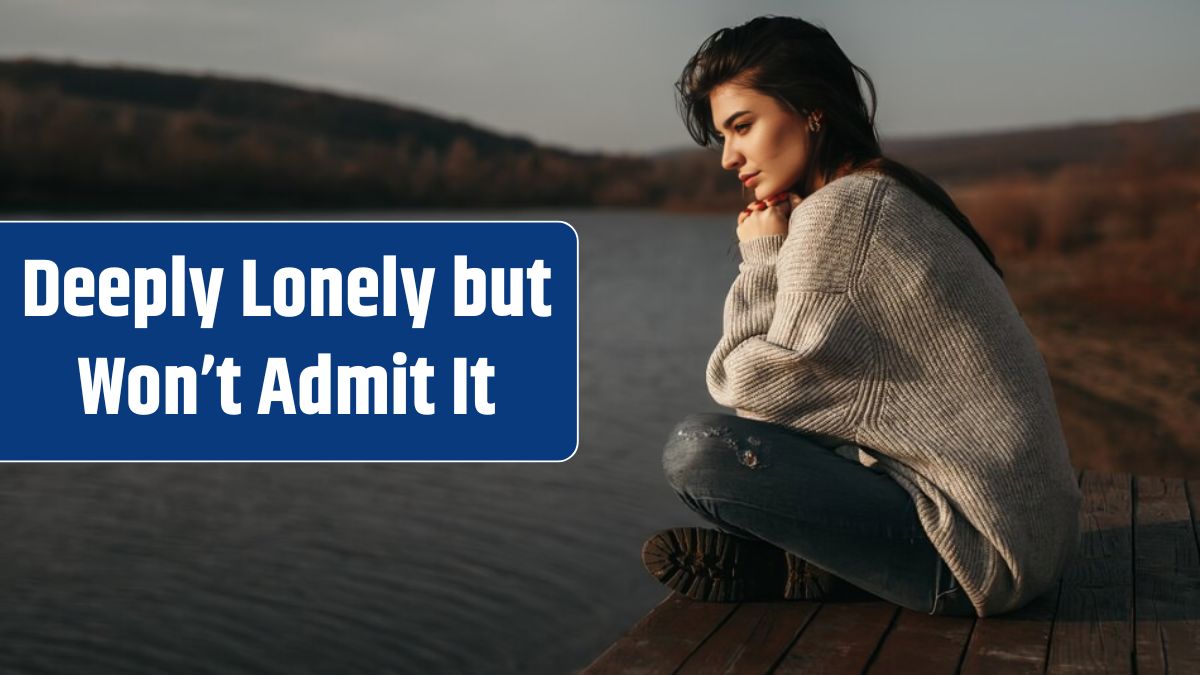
[783,553,840,601]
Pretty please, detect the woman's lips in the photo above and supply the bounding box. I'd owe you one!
[740,172,760,187]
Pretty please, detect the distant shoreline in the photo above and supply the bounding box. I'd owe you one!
[3,58,1197,214]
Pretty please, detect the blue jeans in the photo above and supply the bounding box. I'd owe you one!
[663,412,975,617]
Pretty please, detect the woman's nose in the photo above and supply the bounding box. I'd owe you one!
[721,141,743,171]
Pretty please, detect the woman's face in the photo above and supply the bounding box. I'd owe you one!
[709,82,813,200]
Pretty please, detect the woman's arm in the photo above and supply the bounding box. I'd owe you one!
[713,234,786,420]
[706,189,874,430]
[706,289,868,426]
[713,195,806,420]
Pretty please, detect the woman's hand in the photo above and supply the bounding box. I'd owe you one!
[736,192,803,243]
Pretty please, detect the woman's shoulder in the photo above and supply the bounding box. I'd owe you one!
[780,172,893,293]
[797,169,967,250]
[781,169,976,293]
[795,170,890,211]
[787,171,896,236]
[822,169,892,192]
[799,169,940,216]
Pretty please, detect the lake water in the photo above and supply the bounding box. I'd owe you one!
[0,209,744,674]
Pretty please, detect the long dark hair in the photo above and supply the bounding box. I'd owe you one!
[676,16,1003,278]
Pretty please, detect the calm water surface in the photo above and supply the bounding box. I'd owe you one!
[0,209,744,674]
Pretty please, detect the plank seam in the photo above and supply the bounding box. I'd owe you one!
[1130,475,1138,675]
[763,602,823,675]
[857,606,901,674]
[951,617,979,675]
[1039,577,1066,675]
[667,600,743,675]
[1040,468,1084,675]
[1186,481,1200,574]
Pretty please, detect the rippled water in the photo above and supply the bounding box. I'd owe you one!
[0,210,743,674]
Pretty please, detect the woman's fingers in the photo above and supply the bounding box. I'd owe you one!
[763,192,792,217]
[738,193,801,236]
[737,201,753,227]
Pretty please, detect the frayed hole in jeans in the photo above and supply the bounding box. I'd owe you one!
[675,425,733,439]
[673,424,770,470]
[734,436,769,470]
[737,449,761,468]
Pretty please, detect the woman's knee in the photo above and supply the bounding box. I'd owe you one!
[662,412,743,494]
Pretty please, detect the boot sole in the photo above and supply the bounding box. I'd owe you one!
[640,527,787,602]
[641,527,841,602]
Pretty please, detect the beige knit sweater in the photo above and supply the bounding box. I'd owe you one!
[706,171,1081,617]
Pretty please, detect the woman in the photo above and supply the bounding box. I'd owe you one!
[641,16,1082,617]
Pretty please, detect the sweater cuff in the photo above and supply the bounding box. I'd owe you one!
[739,234,785,265]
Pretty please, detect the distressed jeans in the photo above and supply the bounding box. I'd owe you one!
[663,412,976,617]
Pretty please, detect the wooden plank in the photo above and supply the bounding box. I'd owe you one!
[865,610,975,675]
[1189,479,1200,541]
[958,470,1083,675]
[1133,476,1200,674]
[579,593,736,675]
[1190,478,1200,549]
[1045,471,1134,675]
[586,471,1200,675]
[674,601,819,675]
[771,601,898,675]
[959,582,1059,675]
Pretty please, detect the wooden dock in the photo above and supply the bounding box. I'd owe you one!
[581,471,1200,674]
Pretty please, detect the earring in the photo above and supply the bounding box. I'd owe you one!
[808,117,822,133]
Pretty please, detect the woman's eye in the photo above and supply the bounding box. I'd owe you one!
[713,122,750,143]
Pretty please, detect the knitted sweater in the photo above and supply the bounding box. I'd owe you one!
[706,171,1081,617]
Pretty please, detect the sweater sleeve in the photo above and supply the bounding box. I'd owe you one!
[705,232,874,431]
[713,234,786,348]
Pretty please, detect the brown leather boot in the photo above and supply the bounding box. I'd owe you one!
[641,527,839,602]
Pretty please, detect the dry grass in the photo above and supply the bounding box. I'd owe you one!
[950,168,1200,478]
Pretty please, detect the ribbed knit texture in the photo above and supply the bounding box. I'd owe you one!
[707,172,1082,617]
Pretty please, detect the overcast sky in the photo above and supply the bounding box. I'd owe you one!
[2,0,1197,153]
